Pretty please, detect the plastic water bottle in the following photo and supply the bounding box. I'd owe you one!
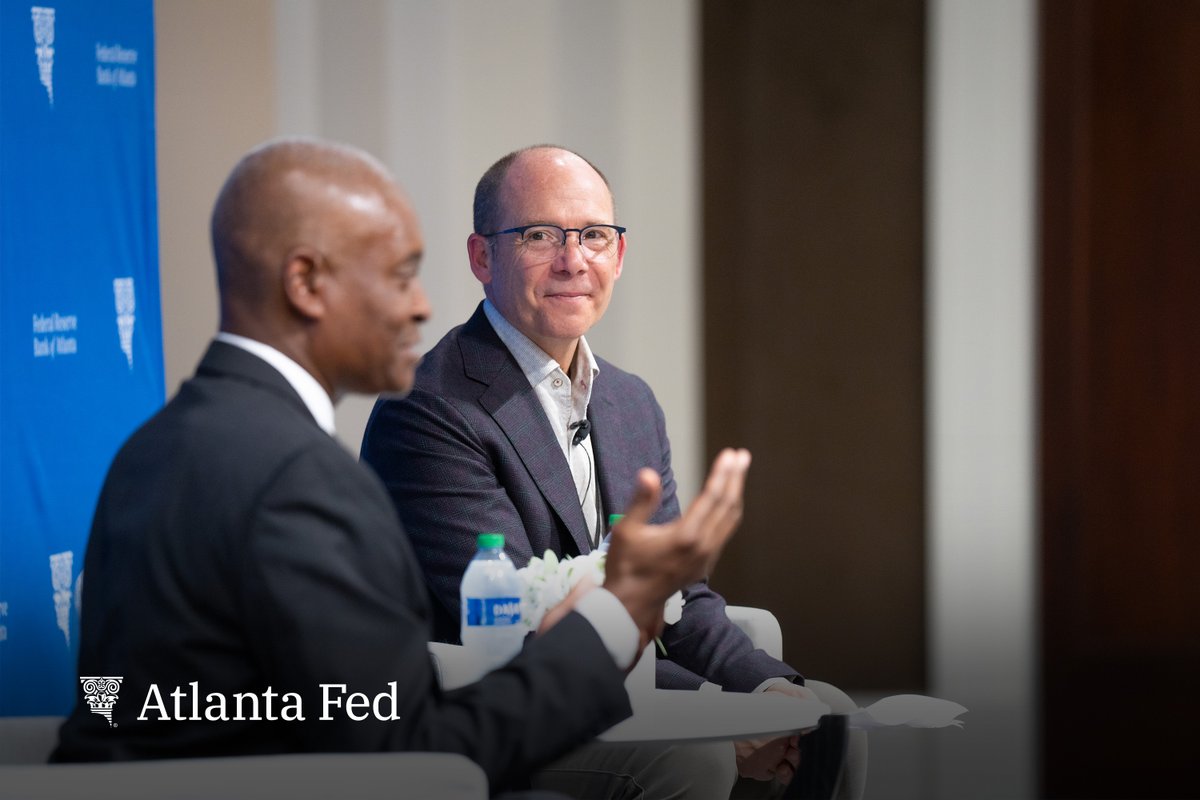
[460,532,524,671]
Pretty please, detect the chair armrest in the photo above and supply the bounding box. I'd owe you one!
[428,641,487,690]
[0,752,487,799]
[725,605,784,660]
[0,716,62,765]
[429,639,658,699]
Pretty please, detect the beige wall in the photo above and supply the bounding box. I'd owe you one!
[155,0,276,394]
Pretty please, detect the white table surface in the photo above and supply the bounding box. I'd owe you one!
[429,640,831,744]
[599,689,830,744]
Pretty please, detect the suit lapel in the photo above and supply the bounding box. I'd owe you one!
[459,306,593,555]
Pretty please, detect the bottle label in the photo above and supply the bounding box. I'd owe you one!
[464,597,521,627]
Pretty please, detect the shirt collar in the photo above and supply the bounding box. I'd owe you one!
[482,298,599,389]
[214,332,337,435]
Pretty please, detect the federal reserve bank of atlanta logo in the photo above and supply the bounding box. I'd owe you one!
[80,676,123,727]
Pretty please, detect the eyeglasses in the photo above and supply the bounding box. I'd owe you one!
[481,224,626,260]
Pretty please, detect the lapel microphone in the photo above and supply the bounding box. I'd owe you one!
[570,419,591,446]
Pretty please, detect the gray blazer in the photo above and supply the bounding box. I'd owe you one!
[362,303,800,691]
[53,341,630,792]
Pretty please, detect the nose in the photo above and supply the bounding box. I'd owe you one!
[411,277,432,323]
[552,233,589,274]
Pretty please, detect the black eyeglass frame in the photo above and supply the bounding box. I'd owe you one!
[479,223,628,246]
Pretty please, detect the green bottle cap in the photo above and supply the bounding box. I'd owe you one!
[608,514,624,528]
[476,532,504,549]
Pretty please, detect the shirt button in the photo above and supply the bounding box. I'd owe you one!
[552,378,563,388]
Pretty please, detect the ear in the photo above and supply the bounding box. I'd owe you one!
[612,231,627,280]
[467,233,494,286]
[281,247,328,320]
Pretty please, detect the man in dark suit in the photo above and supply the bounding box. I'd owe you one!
[361,146,850,794]
[52,138,753,796]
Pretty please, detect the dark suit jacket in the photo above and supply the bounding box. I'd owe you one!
[362,303,800,692]
[53,341,630,792]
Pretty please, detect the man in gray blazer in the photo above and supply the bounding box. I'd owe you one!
[53,138,753,797]
[362,146,841,794]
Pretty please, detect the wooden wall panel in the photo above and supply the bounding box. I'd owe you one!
[702,0,926,689]
[1040,1,1200,796]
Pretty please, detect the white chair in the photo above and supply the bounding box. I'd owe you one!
[725,604,785,660]
[0,716,487,800]
[0,715,60,766]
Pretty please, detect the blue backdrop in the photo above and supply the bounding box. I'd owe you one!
[1,0,163,715]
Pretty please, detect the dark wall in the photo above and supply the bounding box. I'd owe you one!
[1040,1,1200,797]
[702,0,926,689]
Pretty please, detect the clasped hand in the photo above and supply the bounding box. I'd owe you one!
[735,682,819,783]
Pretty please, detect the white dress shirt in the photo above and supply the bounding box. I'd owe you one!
[214,332,336,435]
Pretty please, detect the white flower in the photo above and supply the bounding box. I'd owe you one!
[517,549,684,633]
[663,590,684,625]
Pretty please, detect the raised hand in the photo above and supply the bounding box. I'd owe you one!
[602,448,751,650]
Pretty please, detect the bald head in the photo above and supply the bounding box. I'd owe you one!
[209,137,430,398]
[212,138,404,323]
[472,144,614,234]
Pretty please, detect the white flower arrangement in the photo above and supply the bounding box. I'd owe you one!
[517,549,684,636]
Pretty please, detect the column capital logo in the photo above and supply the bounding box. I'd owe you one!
[80,676,123,727]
